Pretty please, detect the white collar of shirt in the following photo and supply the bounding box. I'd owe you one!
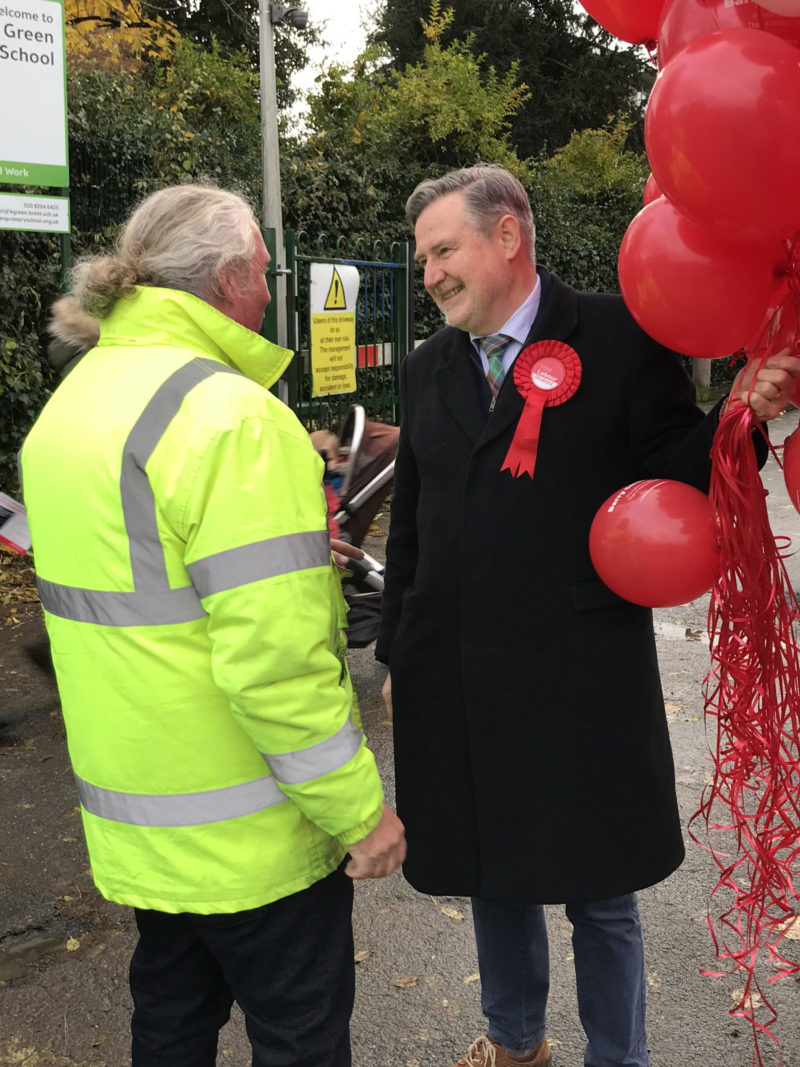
[470,277,542,376]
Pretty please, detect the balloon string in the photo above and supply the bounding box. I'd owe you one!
[693,397,800,1067]
[749,233,800,366]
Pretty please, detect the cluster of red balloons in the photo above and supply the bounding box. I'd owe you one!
[579,0,800,606]
[582,0,800,360]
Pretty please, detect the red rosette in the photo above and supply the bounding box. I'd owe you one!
[501,340,582,478]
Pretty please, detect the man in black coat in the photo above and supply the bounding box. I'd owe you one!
[375,164,800,1067]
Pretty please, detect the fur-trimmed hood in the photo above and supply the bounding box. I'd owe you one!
[48,295,100,353]
[47,296,100,376]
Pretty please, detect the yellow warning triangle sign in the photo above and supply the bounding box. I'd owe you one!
[324,267,348,310]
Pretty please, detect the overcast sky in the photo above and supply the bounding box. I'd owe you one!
[292,0,375,102]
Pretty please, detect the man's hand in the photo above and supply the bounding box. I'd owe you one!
[331,538,364,570]
[730,348,800,422]
[381,671,393,722]
[345,803,406,879]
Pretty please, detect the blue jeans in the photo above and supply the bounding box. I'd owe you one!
[130,864,354,1067]
[471,893,648,1067]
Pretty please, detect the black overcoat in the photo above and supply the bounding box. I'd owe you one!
[376,269,729,904]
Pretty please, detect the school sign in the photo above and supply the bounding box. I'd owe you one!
[0,0,68,188]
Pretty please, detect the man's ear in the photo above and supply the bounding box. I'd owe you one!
[217,264,238,303]
[496,213,523,259]
[204,266,238,319]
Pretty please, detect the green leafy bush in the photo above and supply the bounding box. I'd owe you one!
[529,119,648,294]
[0,232,60,491]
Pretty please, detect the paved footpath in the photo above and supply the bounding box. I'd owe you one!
[2,406,800,1067]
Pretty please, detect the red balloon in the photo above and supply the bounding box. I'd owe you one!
[589,479,718,607]
[643,172,661,206]
[658,0,800,67]
[646,28,800,245]
[580,0,667,43]
[758,0,800,14]
[783,426,800,513]
[618,196,775,358]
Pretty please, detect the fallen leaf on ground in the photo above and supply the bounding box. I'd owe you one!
[0,547,38,603]
[393,975,419,988]
[664,703,683,715]
[777,915,800,940]
[65,937,80,951]
[731,988,763,1011]
[439,906,464,921]
[354,949,370,963]
[464,973,480,984]
[429,895,465,921]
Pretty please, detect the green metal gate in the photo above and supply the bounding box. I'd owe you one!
[284,230,413,431]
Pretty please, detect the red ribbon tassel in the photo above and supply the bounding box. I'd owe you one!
[501,340,581,479]
[694,273,800,1062]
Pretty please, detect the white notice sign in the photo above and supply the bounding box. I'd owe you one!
[0,0,68,187]
[0,191,69,232]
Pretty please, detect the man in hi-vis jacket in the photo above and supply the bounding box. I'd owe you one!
[22,184,405,1067]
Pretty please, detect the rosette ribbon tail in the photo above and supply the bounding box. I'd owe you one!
[501,389,547,479]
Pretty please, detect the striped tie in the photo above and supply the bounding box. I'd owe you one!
[481,333,511,397]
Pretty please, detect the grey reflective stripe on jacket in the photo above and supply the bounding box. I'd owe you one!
[38,528,333,624]
[263,719,363,785]
[188,530,331,598]
[37,579,206,626]
[74,771,287,827]
[121,358,240,591]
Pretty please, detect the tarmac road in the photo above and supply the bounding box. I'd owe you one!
[2,405,800,1067]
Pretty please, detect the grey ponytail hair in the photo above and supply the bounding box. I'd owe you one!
[70,184,259,318]
[406,164,536,262]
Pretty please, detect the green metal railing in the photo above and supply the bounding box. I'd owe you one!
[284,230,412,431]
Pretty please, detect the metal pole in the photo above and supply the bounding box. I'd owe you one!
[59,186,72,293]
[258,0,288,348]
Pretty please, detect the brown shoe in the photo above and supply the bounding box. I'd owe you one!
[452,1033,551,1067]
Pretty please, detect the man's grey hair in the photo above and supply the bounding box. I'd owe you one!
[71,184,259,319]
[406,164,536,262]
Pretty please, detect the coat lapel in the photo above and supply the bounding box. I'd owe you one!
[433,331,488,446]
[478,269,580,449]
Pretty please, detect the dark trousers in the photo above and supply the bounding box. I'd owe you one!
[472,893,648,1067]
[130,864,354,1067]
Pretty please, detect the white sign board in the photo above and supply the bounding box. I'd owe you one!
[0,191,69,231]
[309,263,360,397]
[0,0,68,187]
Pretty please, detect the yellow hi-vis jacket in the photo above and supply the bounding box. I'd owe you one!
[21,286,384,914]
